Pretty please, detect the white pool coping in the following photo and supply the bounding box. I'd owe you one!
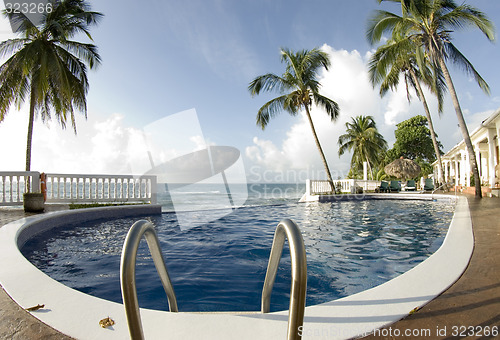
[0,196,472,339]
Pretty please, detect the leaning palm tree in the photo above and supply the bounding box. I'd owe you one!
[248,48,340,192]
[338,115,387,180]
[368,0,496,197]
[368,33,447,185]
[0,0,102,175]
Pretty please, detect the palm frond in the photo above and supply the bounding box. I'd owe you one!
[444,41,490,94]
[248,73,288,96]
[255,95,289,130]
[366,10,403,45]
[337,137,354,156]
[58,40,101,69]
[337,115,387,169]
[2,10,39,36]
[0,0,101,135]
[0,39,29,59]
[440,4,495,41]
[45,0,103,40]
[313,93,339,121]
[300,48,331,73]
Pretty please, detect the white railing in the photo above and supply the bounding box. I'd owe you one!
[308,179,333,194]
[0,171,41,206]
[1,172,158,206]
[44,173,157,204]
[307,179,381,195]
[333,180,352,193]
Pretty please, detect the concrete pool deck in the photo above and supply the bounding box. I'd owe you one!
[362,195,500,339]
[0,204,73,340]
[0,195,498,339]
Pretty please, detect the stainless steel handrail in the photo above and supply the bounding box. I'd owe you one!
[431,182,457,202]
[261,219,307,340]
[432,181,455,194]
[120,220,178,340]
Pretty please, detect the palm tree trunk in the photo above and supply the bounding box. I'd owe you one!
[437,56,482,198]
[304,106,335,193]
[409,69,446,186]
[25,89,37,193]
[365,156,374,180]
[25,90,36,173]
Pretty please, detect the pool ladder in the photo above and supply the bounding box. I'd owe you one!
[120,219,307,340]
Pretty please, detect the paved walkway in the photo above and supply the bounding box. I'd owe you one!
[0,206,72,340]
[364,196,500,339]
[0,197,498,339]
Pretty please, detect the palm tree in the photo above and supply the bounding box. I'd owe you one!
[0,0,102,176]
[368,0,496,197]
[368,33,447,185]
[248,48,340,192]
[338,115,387,179]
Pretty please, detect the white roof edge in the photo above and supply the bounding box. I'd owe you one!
[434,107,500,165]
[481,107,500,128]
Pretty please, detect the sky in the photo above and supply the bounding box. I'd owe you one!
[1,0,500,183]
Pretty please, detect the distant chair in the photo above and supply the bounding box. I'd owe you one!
[424,178,434,191]
[406,180,416,191]
[389,180,401,192]
[375,180,390,193]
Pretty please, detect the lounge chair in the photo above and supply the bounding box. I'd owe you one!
[424,178,434,191]
[375,180,390,193]
[389,180,401,192]
[406,180,416,191]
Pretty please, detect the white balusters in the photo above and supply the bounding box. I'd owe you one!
[305,179,383,196]
[41,173,157,204]
[0,172,41,205]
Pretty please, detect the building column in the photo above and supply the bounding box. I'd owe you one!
[475,144,482,181]
[488,128,497,188]
[444,160,449,182]
[466,151,471,187]
[461,151,469,187]
[455,157,460,186]
[437,162,442,184]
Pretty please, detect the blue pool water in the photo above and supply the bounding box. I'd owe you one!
[22,198,454,313]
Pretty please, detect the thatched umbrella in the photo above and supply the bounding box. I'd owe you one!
[384,156,421,180]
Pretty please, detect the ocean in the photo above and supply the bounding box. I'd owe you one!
[158,182,306,212]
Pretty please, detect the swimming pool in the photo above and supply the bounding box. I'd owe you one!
[22,199,454,313]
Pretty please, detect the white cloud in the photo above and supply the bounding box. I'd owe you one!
[384,86,413,126]
[0,110,27,170]
[464,109,495,132]
[190,135,211,151]
[245,137,291,172]
[0,108,149,174]
[87,114,144,174]
[319,47,378,114]
[0,106,234,179]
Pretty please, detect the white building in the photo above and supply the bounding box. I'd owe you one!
[433,108,500,190]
